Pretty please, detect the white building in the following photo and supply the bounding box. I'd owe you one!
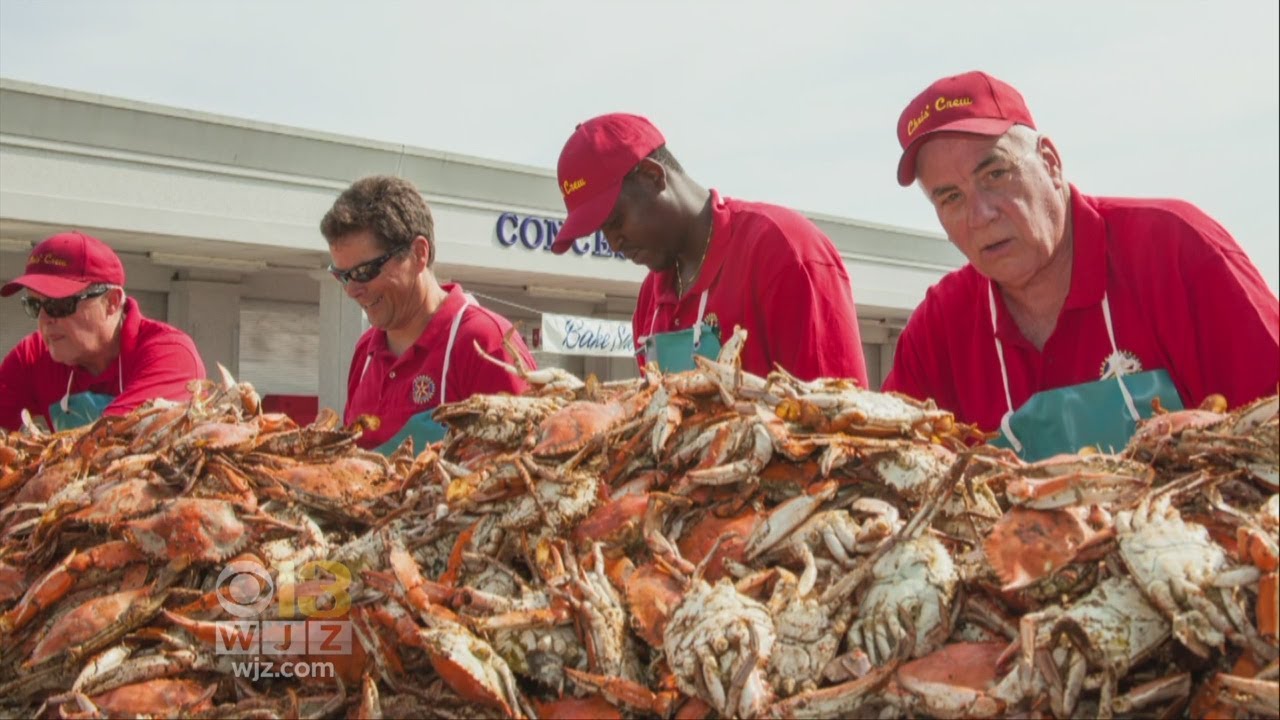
[0,78,962,420]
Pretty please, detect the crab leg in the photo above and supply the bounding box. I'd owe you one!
[563,668,676,717]
[743,482,836,560]
[473,337,584,393]
[1215,673,1280,716]
[683,422,771,488]
[764,659,897,719]
[644,493,696,576]
[1111,673,1191,715]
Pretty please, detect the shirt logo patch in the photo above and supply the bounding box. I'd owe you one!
[412,375,436,405]
[1099,350,1144,379]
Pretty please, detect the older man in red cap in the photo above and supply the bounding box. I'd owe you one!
[1,231,205,431]
[883,70,1279,457]
[550,112,868,384]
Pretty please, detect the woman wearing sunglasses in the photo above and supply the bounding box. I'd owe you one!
[321,176,537,455]
[0,231,206,431]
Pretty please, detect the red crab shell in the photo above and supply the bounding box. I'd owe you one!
[894,641,1007,717]
[531,401,631,456]
[13,458,83,506]
[0,561,25,604]
[87,679,216,717]
[623,562,686,647]
[277,457,393,502]
[982,506,1112,591]
[70,478,174,524]
[119,498,248,564]
[531,388,654,457]
[677,509,760,582]
[27,586,152,666]
[182,421,260,451]
[532,695,624,719]
[573,493,649,552]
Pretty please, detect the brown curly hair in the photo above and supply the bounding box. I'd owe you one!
[320,176,435,267]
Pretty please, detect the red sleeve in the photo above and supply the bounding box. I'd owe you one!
[882,306,947,404]
[104,338,206,417]
[0,337,40,431]
[345,335,372,425]
[632,279,657,372]
[880,331,911,394]
[757,257,869,385]
[1174,217,1280,407]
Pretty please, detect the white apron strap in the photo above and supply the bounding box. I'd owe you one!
[691,289,710,349]
[63,360,126,411]
[641,306,661,344]
[60,370,75,413]
[439,295,475,405]
[988,284,1023,454]
[358,354,373,383]
[1100,293,1140,421]
[634,305,663,358]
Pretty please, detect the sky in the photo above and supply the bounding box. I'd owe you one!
[1,0,1277,290]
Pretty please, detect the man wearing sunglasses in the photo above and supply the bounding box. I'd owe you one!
[0,231,206,431]
[321,175,536,454]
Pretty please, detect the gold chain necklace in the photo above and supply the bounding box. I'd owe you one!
[675,219,714,298]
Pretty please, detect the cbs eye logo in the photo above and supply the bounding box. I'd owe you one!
[215,559,353,619]
[215,559,274,618]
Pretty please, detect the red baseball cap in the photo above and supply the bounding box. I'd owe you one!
[551,113,666,254]
[896,71,1036,186]
[1,231,126,298]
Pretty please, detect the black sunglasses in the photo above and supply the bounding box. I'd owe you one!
[327,245,410,286]
[21,287,111,320]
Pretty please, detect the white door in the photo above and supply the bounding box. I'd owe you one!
[237,298,320,396]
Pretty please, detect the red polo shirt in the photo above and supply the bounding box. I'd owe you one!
[345,283,536,449]
[884,187,1280,431]
[632,190,868,384]
[0,297,206,430]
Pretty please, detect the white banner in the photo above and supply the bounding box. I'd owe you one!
[540,313,635,357]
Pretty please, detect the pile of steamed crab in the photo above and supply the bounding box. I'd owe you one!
[1,329,1276,719]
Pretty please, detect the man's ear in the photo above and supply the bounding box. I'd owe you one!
[108,287,127,314]
[1037,135,1065,187]
[632,157,668,193]
[411,235,432,270]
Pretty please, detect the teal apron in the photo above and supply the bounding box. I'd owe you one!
[374,409,447,454]
[48,363,122,431]
[639,289,722,373]
[372,295,474,456]
[49,391,115,431]
[987,287,1183,460]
